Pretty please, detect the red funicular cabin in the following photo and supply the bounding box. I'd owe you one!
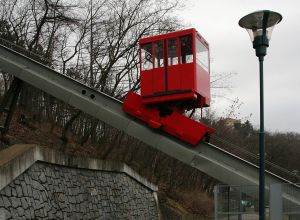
[123,28,215,145]
[140,28,211,108]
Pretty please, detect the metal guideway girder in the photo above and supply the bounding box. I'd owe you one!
[0,43,299,206]
[0,77,23,134]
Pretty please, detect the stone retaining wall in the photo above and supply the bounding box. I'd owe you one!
[0,145,159,219]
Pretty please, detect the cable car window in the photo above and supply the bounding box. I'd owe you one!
[168,38,178,66]
[141,43,153,70]
[154,41,164,68]
[180,35,193,64]
[196,39,209,72]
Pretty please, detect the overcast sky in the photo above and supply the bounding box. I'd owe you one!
[177,0,300,133]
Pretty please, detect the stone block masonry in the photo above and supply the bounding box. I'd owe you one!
[0,145,159,219]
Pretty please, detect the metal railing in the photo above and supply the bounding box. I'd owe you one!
[212,135,300,184]
[0,37,51,65]
[214,183,300,220]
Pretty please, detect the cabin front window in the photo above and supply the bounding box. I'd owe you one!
[180,35,193,64]
[141,43,153,70]
[196,39,209,72]
[154,41,164,68]
[168,38,178,66]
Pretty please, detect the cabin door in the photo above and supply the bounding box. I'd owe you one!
[166,38,181,92]
[152,40,166,94]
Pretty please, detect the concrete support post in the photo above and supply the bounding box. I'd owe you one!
[214,185,218,220]
[270,183,282,220]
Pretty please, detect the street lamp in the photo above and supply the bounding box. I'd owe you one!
[239,10,282,220]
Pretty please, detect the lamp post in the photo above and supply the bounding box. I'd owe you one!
[239,10,282,220]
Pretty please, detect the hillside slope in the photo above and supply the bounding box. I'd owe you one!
[0,109,215,219]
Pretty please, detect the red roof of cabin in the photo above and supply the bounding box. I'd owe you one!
[139,28,209,48]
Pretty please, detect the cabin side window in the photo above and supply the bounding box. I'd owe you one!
[154,41,164,68]
[141,43,153,70]
[196,39,209,72]
[180,35,193,64]
[168,38,178,66]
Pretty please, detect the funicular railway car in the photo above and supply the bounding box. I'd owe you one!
[123,28,215,145]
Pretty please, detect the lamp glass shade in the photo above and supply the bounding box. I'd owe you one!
[239,10,282,41]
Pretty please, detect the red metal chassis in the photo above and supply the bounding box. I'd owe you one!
[123,92,215,145]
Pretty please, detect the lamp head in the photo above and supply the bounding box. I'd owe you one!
[239,10,282,41]
[239,10,282,58]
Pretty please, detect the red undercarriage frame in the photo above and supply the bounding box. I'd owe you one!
[123,91,215,145]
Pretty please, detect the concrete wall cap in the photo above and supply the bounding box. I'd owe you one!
[0,145,158,191]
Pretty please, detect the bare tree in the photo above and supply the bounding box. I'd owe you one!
[57,0,181,145]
